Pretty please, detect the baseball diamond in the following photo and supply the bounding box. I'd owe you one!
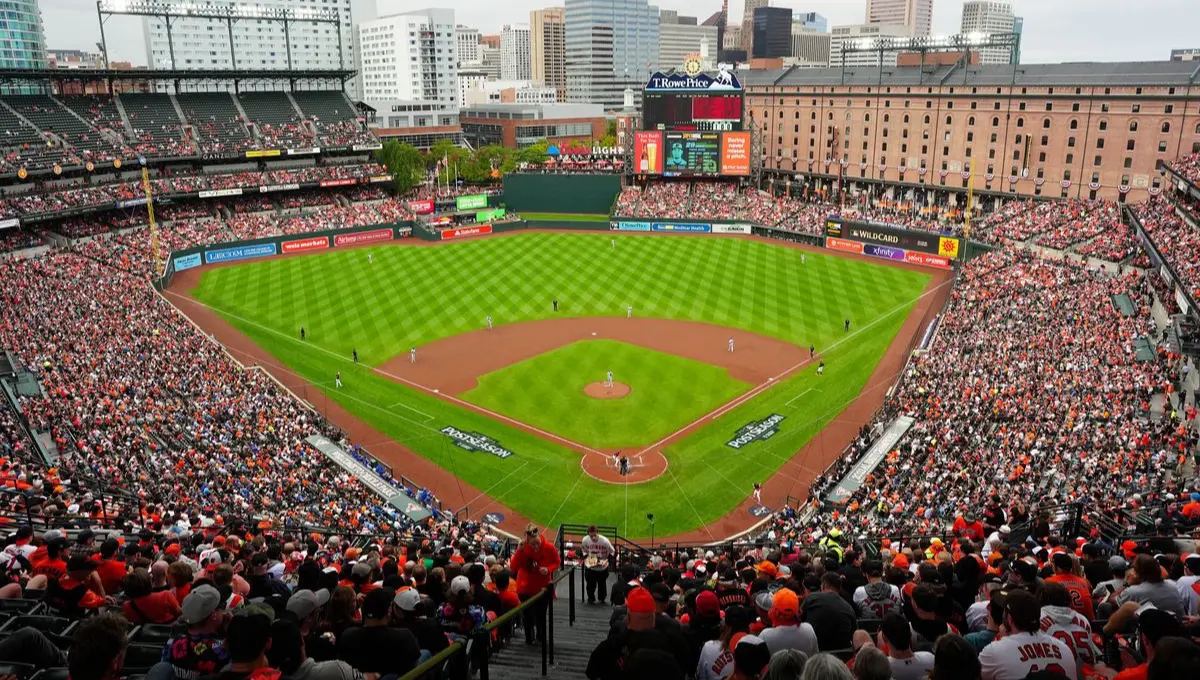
[176,230,937,538]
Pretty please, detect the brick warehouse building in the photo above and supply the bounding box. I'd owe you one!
[741,61,1200,202]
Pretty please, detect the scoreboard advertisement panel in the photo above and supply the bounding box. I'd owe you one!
[663,132,720,176]
[825,218,960,266]
[635,130,751,177]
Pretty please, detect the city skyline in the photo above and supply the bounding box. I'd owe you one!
[38,0,1200,67]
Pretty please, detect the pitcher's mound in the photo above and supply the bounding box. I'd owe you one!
[583,381,631,399]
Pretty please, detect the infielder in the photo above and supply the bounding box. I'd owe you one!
[606,371,614,388]
[728,337,735,353]
[626,305,632,318]
[335,371,342,389]
[410,347,417,363]
[817,360,825,376]
[487,315,493,330]
[753,482,762,505]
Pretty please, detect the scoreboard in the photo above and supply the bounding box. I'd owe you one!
[643,92,744,132]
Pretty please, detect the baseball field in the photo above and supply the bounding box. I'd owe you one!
[180,231,934,539]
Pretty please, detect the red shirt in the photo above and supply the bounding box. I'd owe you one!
[95,559,127,595]
[1112,664,1147,680]
[32,558,68,581]
[510,540,561,596]
[122,591,182,624]
[1045,573,1095,620]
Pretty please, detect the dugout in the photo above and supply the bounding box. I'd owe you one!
[502,173,622,214]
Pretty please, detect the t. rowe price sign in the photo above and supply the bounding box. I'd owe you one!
[282,236,330,254]
[825,237,864,254]
[334,229,393,246]
[442,224,493,240]
[863,243,907,261]
[904,251,951,269]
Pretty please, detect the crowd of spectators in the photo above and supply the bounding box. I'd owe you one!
[0,228,44,253]
[1131,196,1200,301]
[1166,153,1200,187]
[518,158,625,174]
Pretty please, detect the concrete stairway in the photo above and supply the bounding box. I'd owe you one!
[486,572,614,680]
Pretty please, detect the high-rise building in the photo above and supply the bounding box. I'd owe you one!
[481,35,501,49]
[793,12,829,33]
[1012,16,1023,64]
[358,8,457,106]
[565,0,660,107]
[752,7,792,59]
[659,11,717,71]
[500,24,532,80]
[830,23,911,67]
[456,25,482,65]
[144,0,353,90]
[531,8,566,101]
[740,0,768,56]
[480,44,501,79]
[790,26,831,66]
[0,0,45,70]
[458,69,489,107]
[960,1,1015,64]
[865,0,933,37]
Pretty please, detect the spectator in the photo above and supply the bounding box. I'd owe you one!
[931,634,981,680]
[336,587,420,676]
[510,524,560,646]
[964,590,1004,653]
[200,610,276,680]
[978,589,1077,680]
[801,573,856,651]
[1147,637,1200,680]
[267,618,362,680]
[764,649,808,680]
[799,653,855,680]
[761,587,819,657]
[164,585,231,680]
[1115,554,1185,615]
[391,588,450,660]
[877,612,935,679]
[286,589,336,663]
[69,613,131,680]
[587,586,686,680]
[731,635,771,680]
[122,567,183,624]
[695,604,753,680]
[851,645,892,680]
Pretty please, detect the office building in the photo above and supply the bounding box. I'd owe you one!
[1012,16,1023,63]
[565,0,660,108]
[458,69,489,107]
[659,11,717,71]
[358,8,457,105]
[0,0,45,70]
[742,60,1200,202]
[500,24,531,80]
[531,8,566,100]
[790,26,831,66]
[740,0,767,56]
[462,80,557,106]
[1172,49,1200,62]
[143,0,353,90]
[457,25,482,65]
[460,102,604,149]
[480,44,501,79]
[481,35,500,49]
[752,7,792,59]
[830,23,910,67]
[960,1,1016,64]
[793,12,828,33]
[865,0,933,37]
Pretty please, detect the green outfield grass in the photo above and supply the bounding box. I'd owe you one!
[521,212,611,221]
[462,340,750,448]
[188,231,931,537]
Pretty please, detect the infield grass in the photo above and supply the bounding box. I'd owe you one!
[462,340,750,448]
[188,231,932,538]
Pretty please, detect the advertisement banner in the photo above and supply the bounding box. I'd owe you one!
[864,243,908,261]
[826,416,914,503]
[352,143,384,151]
[442,224,493,240]
[720,131,751,176]
[0,217,19,230]
[245,149,282,158]
[726,414,786,450]
[334,229,393,246]
[1177,287,1191,315]
[286,147,321,155]
[198,188,243,199]
[662,131,720,177]
[173,253,202,272]
[320,178,357,188]
[712,223,752,234]
[827,219,947,256]
[259,184,300,193]
[937,236,961,260]
[651,222,710,233]
[475,207,506,222]
[282,236,330,254]
[407,200,435,215]
[205,242,277,264]
[117,198,149,209]
[825,237,864,254]
[367,175,392,183]
[904,251,951,269]
[455,194,488,211]
[633,131,664,175]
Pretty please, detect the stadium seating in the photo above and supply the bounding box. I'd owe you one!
[4,96,121,164]
[118,93,192,158]
[175,93,253,156]
[237,92,314,149]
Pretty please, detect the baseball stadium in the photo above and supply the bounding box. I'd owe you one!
[0,5,1198,680]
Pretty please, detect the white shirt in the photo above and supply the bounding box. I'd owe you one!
[889,652,936,680]
[695,640,734,680]
[1040,605,1100,668]
[966,601,991,633]
[581,534,613,570]
[1177,574,1200,616]
[852,582,904,619]
[759,623,819,657]
[979,631,1077,680]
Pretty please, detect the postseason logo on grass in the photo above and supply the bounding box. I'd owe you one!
[725,414,786,450]
[441,426,515,459]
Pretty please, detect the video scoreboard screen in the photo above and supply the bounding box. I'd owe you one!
[634,131,750,177]
[643,92,744,132]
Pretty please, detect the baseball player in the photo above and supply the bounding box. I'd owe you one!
[552,299,559,312]
[352,349,358,364]
[335,372,342,389]
[300,327,306,341]
[801,253,806,264]
[728,337,735,353]
[487,315,493,330]
[817,361,825,376]
[606,371,614,388]
[809,344,815,359]
[611,238,616,248]
[368,252,373,264]
[626,305,632,318]
[845,318,851,332]
[752,482,762,505]
[410,347,417,364]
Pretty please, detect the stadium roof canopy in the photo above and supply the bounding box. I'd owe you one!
[0,67,357,84]
[741,60,1200,88]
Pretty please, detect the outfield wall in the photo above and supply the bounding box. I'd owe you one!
[158,221,414,289]
[501,174,622,214]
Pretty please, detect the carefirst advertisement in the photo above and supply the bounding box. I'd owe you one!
[455,194,488,211]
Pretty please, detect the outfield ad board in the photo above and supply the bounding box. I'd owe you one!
[826,236,950,269]
[173,253,202,272]
[442,224,493,240]
[455,194,489,210]
[282,236,330,254]
[652,222,711,233]
[633,131,663,175]
[610,221,652,231]
[334,228,393,246]
[825,219,960,259]
[205,242,277,264]
[475,207,506,222]
[712,223,752,234]
[407,200,435,215]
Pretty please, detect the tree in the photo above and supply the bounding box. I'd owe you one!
[605,119,617,138]
[597,134,617,149]
[374,140,424,195]
[516,139,550,165]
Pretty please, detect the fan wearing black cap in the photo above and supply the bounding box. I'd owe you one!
[978,589,1077,680]
[198,609,277,680]
[336,587,420,676]
[42,555,113,615]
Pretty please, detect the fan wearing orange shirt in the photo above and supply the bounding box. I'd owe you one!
[1044,552,1094,621]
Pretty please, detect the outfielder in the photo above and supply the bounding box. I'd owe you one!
[335,372,342,389]
[817,360,825,376]
[728,337,735,353]
[801,253,806,264]
[368,252,373,264]
[410,347,417,364]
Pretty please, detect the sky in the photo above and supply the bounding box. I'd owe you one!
[40,0,1200,67]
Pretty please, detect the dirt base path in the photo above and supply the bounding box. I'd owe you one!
[377,317,806,395]
[584,382,631,399]
[166,229,952,541]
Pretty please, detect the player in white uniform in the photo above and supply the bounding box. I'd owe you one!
[728,337,735,353]
[368,252,373,264]
[605,371,614,387]
[487,315,493,330]
[1039,582,1100,671]
[853,561,905,619]
[627,305,632,318]
[410,347,416,363]
[979,590,1077,680]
